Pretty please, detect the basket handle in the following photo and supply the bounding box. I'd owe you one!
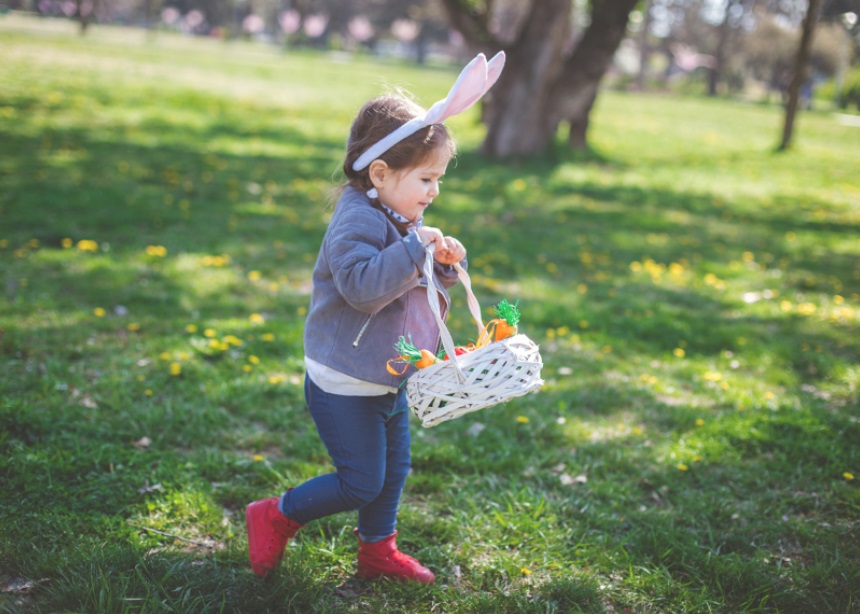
[421,245,484,371]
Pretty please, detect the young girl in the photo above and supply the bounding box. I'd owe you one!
[245,52,505,584]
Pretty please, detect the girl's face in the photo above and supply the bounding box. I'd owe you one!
[373,148,450,223]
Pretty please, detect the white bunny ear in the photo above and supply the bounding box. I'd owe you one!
[481,51,505,97]
[425,53,489,125]
[352,52,507,171]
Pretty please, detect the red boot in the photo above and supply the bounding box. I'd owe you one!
[355,529,435,584]
[246,496,303,577]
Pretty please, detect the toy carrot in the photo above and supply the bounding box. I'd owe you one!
[386,335,441,375]
[477,299,521,347]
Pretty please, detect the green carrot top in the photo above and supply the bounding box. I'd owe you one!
[494,299,521,327]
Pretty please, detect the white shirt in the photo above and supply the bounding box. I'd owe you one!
[304,356,398,396]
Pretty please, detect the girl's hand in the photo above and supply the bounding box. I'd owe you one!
[416,227,466,265]
[416,226,445,252]
[434,236,466,266]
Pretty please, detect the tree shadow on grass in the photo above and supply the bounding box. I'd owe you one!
[2,92,859,612]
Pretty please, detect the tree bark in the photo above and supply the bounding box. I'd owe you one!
[779,0,822,151]
[708,0,735,96]
[480,0,571,156]
[441,0,638,157]
[555,0,639,149]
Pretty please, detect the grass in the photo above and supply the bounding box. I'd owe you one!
[1,12,859,613]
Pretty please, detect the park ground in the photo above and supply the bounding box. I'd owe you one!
[1,13,859,614]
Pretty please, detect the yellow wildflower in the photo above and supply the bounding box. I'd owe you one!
[145,245,167,257]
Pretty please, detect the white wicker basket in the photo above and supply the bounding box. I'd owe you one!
[406,249,544,428]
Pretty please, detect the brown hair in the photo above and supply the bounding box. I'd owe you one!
[342,94,457,195]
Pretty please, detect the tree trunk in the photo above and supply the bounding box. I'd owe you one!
[555,0,640,149]
[568,88,597,149]
[779,0,822,151]
[708,0,736,96]
[76,0,93,35]
[635,0,654,91]
[441,0,638,157]
[480,0,571,157]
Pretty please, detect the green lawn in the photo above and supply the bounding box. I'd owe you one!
[1,13,859,613]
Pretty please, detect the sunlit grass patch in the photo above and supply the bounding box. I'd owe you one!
[1,14,858,613]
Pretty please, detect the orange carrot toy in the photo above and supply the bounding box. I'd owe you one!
[477,299,521,348]
[386,335,441,375]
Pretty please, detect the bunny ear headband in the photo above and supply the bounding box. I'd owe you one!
[352,51,506,172]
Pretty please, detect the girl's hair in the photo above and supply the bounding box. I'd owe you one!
[342,94,457,195]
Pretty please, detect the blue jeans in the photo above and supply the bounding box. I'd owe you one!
[279,375,412,542]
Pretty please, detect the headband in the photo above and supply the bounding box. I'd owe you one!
[352,51,506,172]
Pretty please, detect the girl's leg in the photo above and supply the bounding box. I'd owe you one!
[352,393,434,584]
[280,376,396,524]
[356,389,411,542]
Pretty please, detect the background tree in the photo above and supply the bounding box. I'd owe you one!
[440,0,640,157]
[75,0,99,33]
[744,14,850,99]
[780,0,823,150]
[707,0,757,95]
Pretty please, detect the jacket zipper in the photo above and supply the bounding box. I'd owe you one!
[353,314,375,347]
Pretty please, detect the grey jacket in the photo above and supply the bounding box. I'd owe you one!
[303,187,463,388]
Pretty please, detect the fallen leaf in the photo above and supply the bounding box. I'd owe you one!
[133,436,152,449]
[80,394,98,408]
[560,473,587,486]
[465,422,485,437]
[0,576,50,594]
[138,482,163,494]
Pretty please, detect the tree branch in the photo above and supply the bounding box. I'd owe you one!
[438,0,499,47]
[559,0,639,89]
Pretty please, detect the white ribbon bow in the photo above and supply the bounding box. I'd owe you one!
[352,51,506,172]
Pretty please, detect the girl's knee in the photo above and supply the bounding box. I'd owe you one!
[340,477,384,509]
[388,459,411,485]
